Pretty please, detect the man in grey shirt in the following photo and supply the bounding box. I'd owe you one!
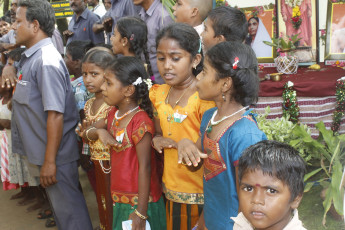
[11,0,92,229]
[135,0,174,84]
[109,0,139,33]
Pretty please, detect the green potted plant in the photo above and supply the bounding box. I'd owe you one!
[293,122,345,225]
[263,33,301,74]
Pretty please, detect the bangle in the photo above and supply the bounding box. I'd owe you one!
[134,209,148,220]
[85,127,96,142]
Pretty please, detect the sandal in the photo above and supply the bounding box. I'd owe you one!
[45,217,56,228]
[37,209,53,219]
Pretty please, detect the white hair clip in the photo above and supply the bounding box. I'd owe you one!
[132,77,143,86]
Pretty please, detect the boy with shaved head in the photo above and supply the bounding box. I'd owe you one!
[173,0,212,37]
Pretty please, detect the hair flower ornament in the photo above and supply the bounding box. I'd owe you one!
[132,77,143,86]
[132,77,153,90]
[144,79,153,90]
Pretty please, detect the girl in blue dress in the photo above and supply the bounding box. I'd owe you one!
[178,41,267,230]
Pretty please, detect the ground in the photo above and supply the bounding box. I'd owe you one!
[0,169,344,229]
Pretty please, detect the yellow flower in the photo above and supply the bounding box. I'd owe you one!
[292,6,301,17]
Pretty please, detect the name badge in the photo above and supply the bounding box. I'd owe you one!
[173,111,187,123]
[116,129,125,144]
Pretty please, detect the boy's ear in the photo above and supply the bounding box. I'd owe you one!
[290,194,303,210]
[191,7,199,18]
[216,34,226,43]
[192,53,202,69]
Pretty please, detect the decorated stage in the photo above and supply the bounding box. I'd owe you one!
[251,64,345,138]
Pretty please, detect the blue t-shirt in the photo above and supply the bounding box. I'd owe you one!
[200,108,267,230]
[71,77,93,113]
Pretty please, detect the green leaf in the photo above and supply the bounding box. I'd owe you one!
[304,168,322,182]
[331,161,344,214]
[263,41,276,47]
[322,187,332,226]
[316,122,335,150]
[329,141,341,170]
[303,182,314,193]
[162,0,176,19]
[281,38,289,49]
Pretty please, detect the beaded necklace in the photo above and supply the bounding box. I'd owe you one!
[206,107,248,134]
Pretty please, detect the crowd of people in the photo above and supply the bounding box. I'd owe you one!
[0,0,308,230]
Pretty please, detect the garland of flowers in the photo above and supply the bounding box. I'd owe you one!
[285,0,302,7]
[216,0,228,7]
[331,77,345,134]
[282,81,300,123]
[291,5,302,29]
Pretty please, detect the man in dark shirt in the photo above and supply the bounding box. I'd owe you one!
[64,0,104,45]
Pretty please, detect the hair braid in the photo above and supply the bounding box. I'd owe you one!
[135,83,153,119]
[143,43,154,79]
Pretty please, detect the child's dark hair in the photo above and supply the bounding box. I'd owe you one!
[66,40,94,61]
[238,140,306,201]
[94,43,113,50]
[116,17,153,77]
[207,6,248,43]
[206,41,259,106]
[107,56,153,119]
[156,23,203,76]
[8,48,26,62]
[0,16,11,24]
[82,47,114,69]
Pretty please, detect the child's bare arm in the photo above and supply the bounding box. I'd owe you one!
[0,119,11,129]
[151,116,177,153]
[178,137,206,167]
[129,133,152,229]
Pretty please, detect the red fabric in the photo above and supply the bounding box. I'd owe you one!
[107,108,161,205]
[259,64,345,97]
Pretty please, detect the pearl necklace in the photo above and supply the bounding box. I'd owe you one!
[114,106,139,126]
[206,106,248,134]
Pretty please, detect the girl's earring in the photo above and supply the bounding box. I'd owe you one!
[122,43,125,47]
[222,93,226,102]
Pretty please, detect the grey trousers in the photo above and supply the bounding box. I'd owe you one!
[45,161,93,230]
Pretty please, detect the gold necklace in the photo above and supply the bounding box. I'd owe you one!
[165,83,193,136]
[165,83,192,123]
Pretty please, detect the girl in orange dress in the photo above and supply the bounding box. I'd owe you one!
[150,23,215,229]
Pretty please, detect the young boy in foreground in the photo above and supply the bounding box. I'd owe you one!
[233,140,307,230]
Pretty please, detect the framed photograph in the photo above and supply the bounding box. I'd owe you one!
[277,0,319,64]
[325,1,345,60]
[241,2,278,63]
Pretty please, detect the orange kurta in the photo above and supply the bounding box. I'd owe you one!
[150,84,215,204]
